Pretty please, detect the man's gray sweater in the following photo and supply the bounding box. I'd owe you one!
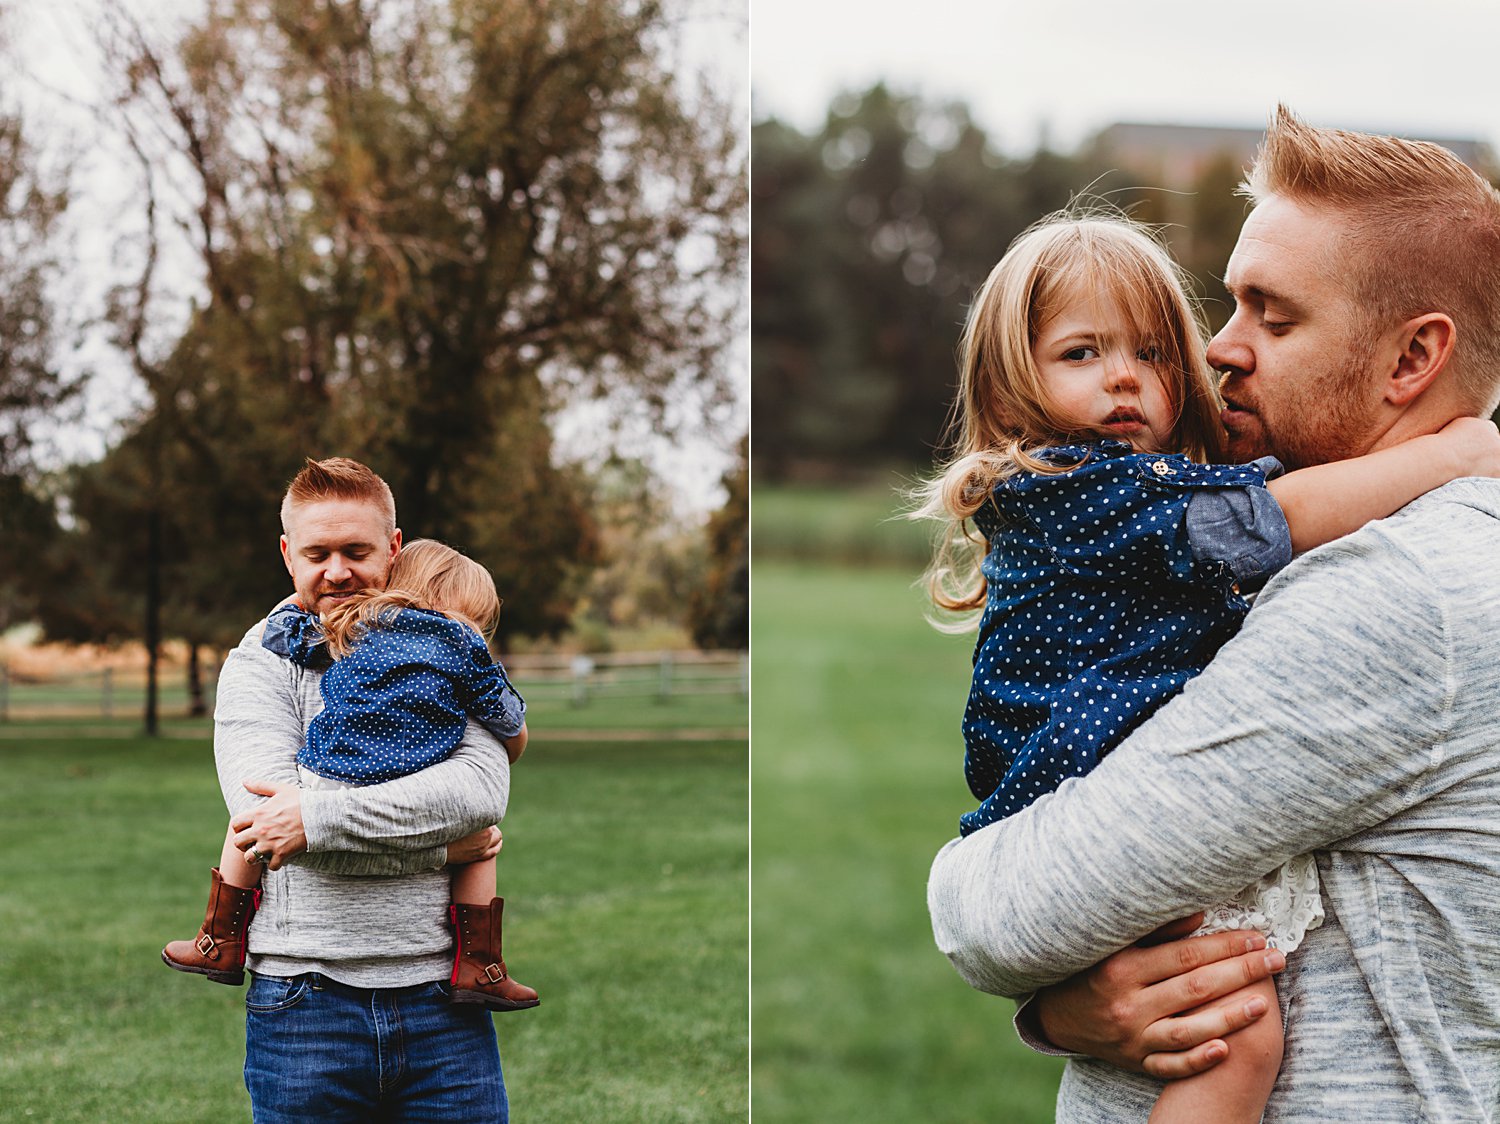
[928,478,1500,1121]
[214,618,510,987]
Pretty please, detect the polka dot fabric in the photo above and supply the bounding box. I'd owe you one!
[958,440,1273,837]
[263,603,526,786]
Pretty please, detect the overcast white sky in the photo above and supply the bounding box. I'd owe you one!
[751,0,1500,154]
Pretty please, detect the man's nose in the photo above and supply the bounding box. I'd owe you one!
[325,555,352,583]
[1207,314,1252,376]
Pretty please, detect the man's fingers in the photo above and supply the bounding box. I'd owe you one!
[1140,989,1272,1057]
[1142,1039,1230,1081]
[242,779,279,797]
[1146,947,1285,1016]
[1133,929,1268,985]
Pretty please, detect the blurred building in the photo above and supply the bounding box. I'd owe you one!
[1093,121,1494,187]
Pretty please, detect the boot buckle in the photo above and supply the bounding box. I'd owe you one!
[196,933,218,959]
[482,963,507,983]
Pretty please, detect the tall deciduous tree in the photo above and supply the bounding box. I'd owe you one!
[72,0,740,659]
[0,87,76,630]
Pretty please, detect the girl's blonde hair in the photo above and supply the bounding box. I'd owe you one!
[912,206,1225,623]
[319,538,501,659]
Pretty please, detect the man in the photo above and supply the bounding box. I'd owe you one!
[218,456,512,1120]
[928,107,1500,1120]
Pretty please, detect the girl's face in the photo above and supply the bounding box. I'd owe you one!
[1031,290,1176,453]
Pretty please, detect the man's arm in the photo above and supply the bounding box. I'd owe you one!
[216,624,506,876]
[928,528,1450,998]
[299,721,510,856]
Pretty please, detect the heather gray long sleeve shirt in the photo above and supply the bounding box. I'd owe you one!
[214,617,510,987]
[928,478,1500,1121]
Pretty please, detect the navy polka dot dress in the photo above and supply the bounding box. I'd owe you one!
[263,603,526,785]
[959,440,1277,837]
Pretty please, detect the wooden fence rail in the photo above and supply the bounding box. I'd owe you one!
[0,650,748,721]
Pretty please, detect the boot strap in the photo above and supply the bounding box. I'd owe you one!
[196,933,219,959]
[482,962,507,983]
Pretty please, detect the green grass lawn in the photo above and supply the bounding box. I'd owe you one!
[0,729,747,1122]
[751,558,1064,1123]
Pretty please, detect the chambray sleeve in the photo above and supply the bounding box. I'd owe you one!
[927,526,1451,998]
[1009,451,1274,587]
[261,603,329,667]
[454,627,526,742]
[1184,456,1291,591]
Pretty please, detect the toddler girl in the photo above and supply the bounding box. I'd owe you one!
[914,209,1499,1121]
[163,538,539,1011]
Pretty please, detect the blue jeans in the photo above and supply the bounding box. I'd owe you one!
[244,972,507,1122]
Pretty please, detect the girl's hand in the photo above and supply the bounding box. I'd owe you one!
[447,825,502,865]
[1436,415,1500,478]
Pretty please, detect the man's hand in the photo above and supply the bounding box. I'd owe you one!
[231,780,308,871]
[1030,922,1285,1079]
[447,826,503,865]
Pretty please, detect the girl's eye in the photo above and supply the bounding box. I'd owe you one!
[1137,346,1166,364]
[1062,346,1099,361]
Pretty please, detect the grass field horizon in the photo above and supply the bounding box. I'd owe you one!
[0,704,747,1121]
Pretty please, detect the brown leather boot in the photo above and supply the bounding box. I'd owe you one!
[161,868,259,985]
[449,898,540,1011]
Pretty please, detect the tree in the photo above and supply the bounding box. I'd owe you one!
[752,85,1112,477]
[570,455,704,647]
[49,0,741,681]
[688,434,746,649]
[0,92,76,630]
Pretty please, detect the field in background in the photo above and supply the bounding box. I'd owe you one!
[751,486,1063,1122]
[0,700,747,1120]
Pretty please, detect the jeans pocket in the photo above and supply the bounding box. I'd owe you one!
[245,973,311,1014]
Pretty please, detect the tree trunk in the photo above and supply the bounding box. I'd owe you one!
[187,642,207,717]
[144,505,161,736]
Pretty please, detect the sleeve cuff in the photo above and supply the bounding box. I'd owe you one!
[1185,483,1293,591]
[1013,993,1085,1059]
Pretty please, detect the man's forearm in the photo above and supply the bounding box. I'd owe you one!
[300,724,510,857]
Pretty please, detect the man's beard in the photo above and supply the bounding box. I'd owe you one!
[1225,336,1381,472]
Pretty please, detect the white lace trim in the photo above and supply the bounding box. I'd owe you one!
[1191,852,1325,952]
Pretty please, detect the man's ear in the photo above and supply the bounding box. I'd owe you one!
[1385,313,1456,406]
[280,533,293,575]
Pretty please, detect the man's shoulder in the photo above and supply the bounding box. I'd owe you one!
[1398,476,1500,525]
[1354,476,1500,567]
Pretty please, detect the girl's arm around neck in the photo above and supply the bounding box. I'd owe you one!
[1267,416,1500,554]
